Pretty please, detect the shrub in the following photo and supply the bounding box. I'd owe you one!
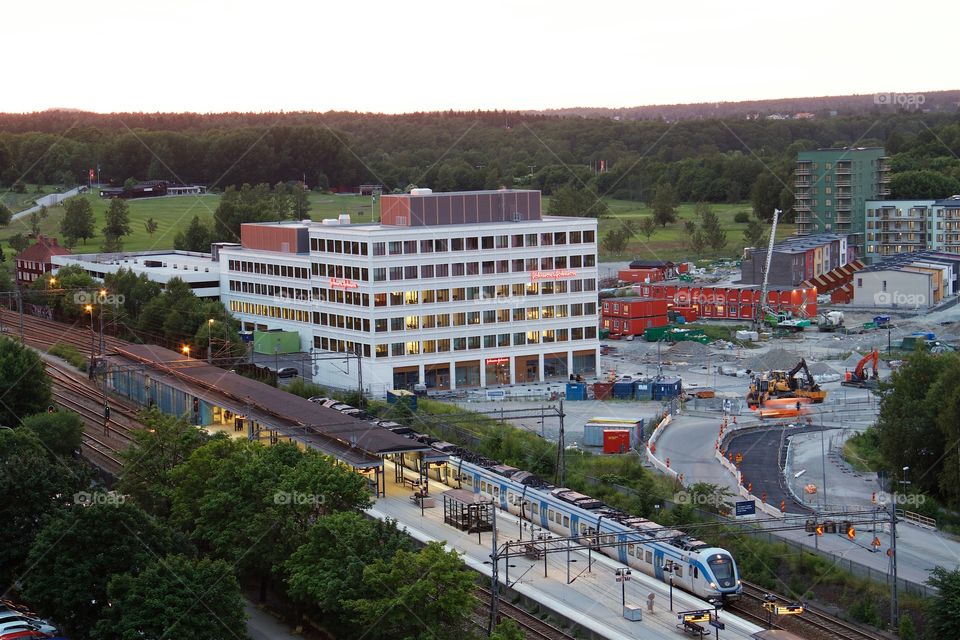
[49,342,88,371]
[734,211,750,223]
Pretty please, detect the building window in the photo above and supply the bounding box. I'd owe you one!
[452,238,465,251]
[389,241,402,255]
[404,265,418,279]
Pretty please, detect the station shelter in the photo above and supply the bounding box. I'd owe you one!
[103,343,434,497]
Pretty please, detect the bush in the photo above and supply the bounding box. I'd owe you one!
[49,342,88,371]
[285,378,327,400]
[734,211,750,223]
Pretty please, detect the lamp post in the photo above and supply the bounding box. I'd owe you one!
[890,465,909,630]
[663,561,676,611]
[615,568,631,615]
[182,345,191,358]
[207,318,214,364]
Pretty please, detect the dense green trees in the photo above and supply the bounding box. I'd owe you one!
[890,169,960,199]
[2,110,958,208]
[0,426,90,588]
[174,214,214,251]
[546,184,609,217]
[92,555,248,640]
[0,337,52,425]
[343,541,478,640]
[23,501,177,638]
[285,513,412,632]
[873,351,960,505]
[19,410,84,457]
[927,566,960,639]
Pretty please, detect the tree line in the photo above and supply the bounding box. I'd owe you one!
[1,110,958,213]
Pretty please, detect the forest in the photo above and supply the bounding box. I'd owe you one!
[1,109,959,220]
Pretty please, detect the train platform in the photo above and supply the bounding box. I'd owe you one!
[369,460,764,640]
[102,343,433,495]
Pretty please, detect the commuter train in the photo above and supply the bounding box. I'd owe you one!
[446,451,740,601]
[310,397,742,601]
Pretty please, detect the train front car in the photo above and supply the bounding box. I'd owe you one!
[695,547,741,601]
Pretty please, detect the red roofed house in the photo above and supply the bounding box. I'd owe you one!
[15,234,71,285]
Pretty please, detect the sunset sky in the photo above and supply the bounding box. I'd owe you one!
[6,0,957,113]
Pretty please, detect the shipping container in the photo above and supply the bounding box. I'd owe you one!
[633,380,653,401]
[582,422,605,447]
[592,382,613,400]
[603,430,632,454]
[612,381,635,399]
[566,382,586,401]
[387,389,417,410]
[652,378,682,400]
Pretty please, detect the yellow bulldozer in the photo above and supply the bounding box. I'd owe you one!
[746,358,827,408]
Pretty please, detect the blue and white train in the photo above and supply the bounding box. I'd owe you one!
[407,439,741,602]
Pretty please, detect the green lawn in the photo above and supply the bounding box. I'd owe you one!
[1,184,60,215]
[588,199,796,262]
[0,191,794,264]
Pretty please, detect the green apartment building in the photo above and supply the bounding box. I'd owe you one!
[794,147,890,259]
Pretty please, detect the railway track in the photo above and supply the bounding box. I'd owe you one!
[733,582,889,640]
[475,586,576,640]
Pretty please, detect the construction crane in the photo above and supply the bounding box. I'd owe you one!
[753,208,779,332]
[745,358,827,407]
[841,349,880,388]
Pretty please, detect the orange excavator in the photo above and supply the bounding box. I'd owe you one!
[746,358,827,408]
[841,349,880,389]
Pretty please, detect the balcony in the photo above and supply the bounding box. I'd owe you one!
[795,179,811,188]
[835,179,851,187]
[879,187,891,196]
[796,164,812,176]
[835,165,852,175]
[836,214,851,224]
[795,213,813,223]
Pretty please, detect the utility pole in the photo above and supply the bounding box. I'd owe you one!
[16,284,24,341]
[555,400,565,486]
[891,466,908,630]
[356,345,364,408]
[488,503,499,636]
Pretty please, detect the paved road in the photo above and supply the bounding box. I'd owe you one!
[245,601,300,640]
[11,187,82,221]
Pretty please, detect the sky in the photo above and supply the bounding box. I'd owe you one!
[4,0,958,114]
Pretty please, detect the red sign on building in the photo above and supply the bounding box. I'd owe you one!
[531,269,576,282]
[329,278,359,289]
[485,357,509,365]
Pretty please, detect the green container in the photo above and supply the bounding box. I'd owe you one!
[863,322,876,330]
[599,328,610,339]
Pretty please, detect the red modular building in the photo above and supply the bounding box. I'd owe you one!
[14,234,71,286]
[618,268,665,284]
[600,297,669,336]
[629,283,818,320]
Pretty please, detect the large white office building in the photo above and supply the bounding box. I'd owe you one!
[218,189,600,392]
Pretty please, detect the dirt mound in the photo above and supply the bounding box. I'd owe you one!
[665,341,711,361]
[742,347,801,373]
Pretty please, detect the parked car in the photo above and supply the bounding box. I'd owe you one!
[276,367,299,378]
[0,631,50,640]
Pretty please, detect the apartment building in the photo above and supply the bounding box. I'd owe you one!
[794,147,890,258]
[864,195,960,262]
[218,189,600,392]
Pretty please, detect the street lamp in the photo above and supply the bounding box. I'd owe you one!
[614,567,631,614]
[663,560,677,611]
[207,318,214,364]
[182,345,191,358]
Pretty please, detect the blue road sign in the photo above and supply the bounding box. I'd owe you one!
[735,500,756,517]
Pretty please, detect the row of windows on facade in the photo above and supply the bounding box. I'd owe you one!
[228,300,597,331]
[312,326,598,358]
[867,208,960,218]
[227,254,596,284]
[227,279,597,306]
[308,230,597,257]
[866,220,960,231]
[227,260,311,279]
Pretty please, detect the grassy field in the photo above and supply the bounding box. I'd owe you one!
[1,184,59,215]
[590,199,796,263]
[0,191,794,265]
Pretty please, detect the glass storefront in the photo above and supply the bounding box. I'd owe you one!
[424,364,451,390]
[514,355,539,384]
[455,361,481,388]
[484,357,511,385]
[544,352,568,380]
[572,350,596,378]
